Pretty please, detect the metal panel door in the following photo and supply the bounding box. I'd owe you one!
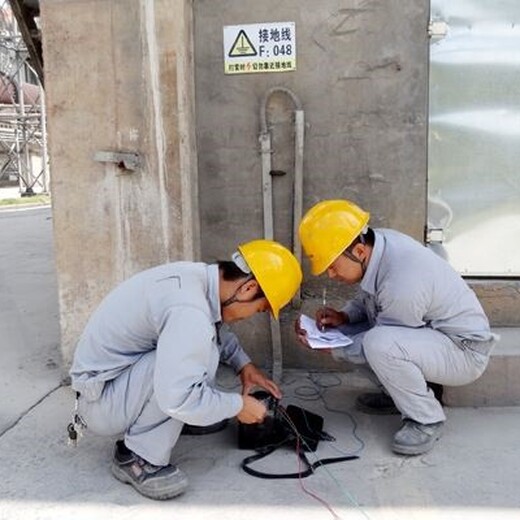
[427,0,520,276]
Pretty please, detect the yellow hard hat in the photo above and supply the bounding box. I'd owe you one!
[238,239,302,319]
[298,200,370,275]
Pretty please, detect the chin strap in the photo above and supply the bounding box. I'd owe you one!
[341,249,367,275]
[221,275,254,308]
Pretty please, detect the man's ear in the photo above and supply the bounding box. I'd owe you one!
[238,278,259,296]
[352,242,366,260]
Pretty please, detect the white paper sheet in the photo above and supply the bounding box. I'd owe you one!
[299,314,353,350]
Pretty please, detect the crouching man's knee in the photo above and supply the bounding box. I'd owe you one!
[362,326,403,368]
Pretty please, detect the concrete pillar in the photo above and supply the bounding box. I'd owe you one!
[40,0,199,369]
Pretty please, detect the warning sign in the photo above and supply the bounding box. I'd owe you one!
[223,22,296,75]
[228,30,257,57]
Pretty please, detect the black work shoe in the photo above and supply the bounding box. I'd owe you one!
[392,419,444,455]
[428,382,444,404]
[355,392,399,415]
[111,441,188,500]
[181,418,229,435]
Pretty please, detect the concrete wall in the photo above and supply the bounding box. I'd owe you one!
[40,0,520,375]
[40,0,199,367]
[194,0,430,368]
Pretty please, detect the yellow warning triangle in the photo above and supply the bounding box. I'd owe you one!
[228,30,257,57]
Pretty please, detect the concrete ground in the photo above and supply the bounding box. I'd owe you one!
[1,205,519,520]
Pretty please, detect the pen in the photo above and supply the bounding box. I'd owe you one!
[321,287,327,330]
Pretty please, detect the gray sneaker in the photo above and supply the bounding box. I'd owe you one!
[392,419,444,455]
[111,440,188,500]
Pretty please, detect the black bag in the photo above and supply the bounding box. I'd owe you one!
[238,391,358,479]
[238,402,323,452]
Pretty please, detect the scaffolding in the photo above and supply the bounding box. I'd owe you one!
[0,0,47,195]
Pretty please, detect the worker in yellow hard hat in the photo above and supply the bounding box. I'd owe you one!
[228,239,303,321]
[296,199,497,457]
[69,239,302,500]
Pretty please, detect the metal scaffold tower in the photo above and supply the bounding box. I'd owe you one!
[0,0,47,196]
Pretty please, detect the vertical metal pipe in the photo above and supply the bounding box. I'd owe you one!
[292,109,305,307]
[259,87,305,384]
[259,128,283,383]
[260,131,273,240]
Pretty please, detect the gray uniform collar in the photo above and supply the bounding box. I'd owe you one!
[360,230,384,295]
[207,264,223,324]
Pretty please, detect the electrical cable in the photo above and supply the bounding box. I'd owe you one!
[277,407,343,520]
[278,372,374,519]
[218,365,370,517]
[308,372,366,456]
[287,371,365,456]
[277,406,373,520]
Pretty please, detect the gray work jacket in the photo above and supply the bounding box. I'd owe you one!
[342,229,494,351]
[70,262,249,425]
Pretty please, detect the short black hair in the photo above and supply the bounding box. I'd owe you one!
[217,261,265,300]
[347,227,375,251]
[218,261,251,281]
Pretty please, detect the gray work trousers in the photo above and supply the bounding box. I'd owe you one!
[333,323,494,424]
[78,351,181,466]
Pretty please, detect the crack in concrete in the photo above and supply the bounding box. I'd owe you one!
[0,383,63,438]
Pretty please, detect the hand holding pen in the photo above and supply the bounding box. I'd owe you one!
[317,288,327,331]
[316,288,348,330]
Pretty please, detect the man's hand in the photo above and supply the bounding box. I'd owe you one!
[239,362,282,399]
[316,307,348,330]
[294,317,332,355]
[236,395,267,424]
[294,317,310,347]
